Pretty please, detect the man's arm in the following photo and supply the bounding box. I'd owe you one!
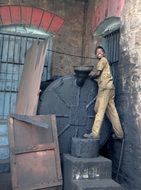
[89,57,107,79]
[89,70,102,79]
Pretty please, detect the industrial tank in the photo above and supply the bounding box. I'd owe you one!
[38,70,111,155]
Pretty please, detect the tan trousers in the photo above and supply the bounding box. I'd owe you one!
[92,89,124,138]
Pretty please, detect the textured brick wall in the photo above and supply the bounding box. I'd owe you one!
[51,1,84,76]
[0,0,85,76]
[81,0,99,69]
[0,1,85,188]
[92,0,125,31]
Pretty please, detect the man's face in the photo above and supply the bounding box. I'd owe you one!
[96,48,104,59]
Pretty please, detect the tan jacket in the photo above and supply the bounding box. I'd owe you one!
[96,57,115,90]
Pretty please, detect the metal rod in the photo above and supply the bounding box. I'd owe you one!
[3,35,10,119]
[9,35,16,115]
[116,138,125,181]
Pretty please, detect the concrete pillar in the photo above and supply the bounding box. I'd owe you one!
[113,0,141,189]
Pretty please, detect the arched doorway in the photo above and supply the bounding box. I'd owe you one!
[94,16,122,177]
[94,17,120,88]
[0,25,53,172]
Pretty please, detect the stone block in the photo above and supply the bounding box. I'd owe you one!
[72,179,122,190]
[63,154,112,190]
[71,137,99,158]
[0,173,12,190]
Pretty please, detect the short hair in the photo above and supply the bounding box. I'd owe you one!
[95,46,105,54]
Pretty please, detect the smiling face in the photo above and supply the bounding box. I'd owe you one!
[96,48,105,59]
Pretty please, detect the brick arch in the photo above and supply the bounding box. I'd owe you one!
[0,5,64,33]
[92,0,125,31]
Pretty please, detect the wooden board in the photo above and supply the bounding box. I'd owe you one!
[9,114,62,190]
[15,39,48,115]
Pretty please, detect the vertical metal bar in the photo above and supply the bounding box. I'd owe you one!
[113,31,116,63]
[116,31,119,61]
[9,35,16,115]
[47,37,52,80]
[20,36,27,64]
[25,36,28,57]
[109,33,112,63]
[107,35,110,62]
[110,33,112,63]
[112,33,114,63]
[3,35,10,119]
[0,34,4,119]
[117,31,119,62]
[112,32,115,84]
[17,36,22,89]
[0,33,4,77]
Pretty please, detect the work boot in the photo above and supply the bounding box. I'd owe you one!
[83,133,100,140]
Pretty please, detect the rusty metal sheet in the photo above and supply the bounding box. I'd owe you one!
[16,39,48,116]
[9,114,62,190]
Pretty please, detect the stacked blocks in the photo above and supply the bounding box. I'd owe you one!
[63,137,122,190]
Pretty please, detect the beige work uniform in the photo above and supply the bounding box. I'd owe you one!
[92,57,124,139]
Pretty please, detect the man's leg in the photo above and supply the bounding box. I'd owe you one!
[106,90,124,139]
[91,90,110,138]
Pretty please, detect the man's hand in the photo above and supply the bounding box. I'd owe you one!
[89,70,101,79]
[89,74,95,80]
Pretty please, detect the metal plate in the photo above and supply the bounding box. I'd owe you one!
[38,76,111,154]
[9,115,62,190]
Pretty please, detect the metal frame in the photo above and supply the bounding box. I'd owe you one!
[103,29,120,87]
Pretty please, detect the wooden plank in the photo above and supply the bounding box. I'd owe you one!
[8,117,19,190]
[12,143,55,155]
[11,114,49,129]
[15,39,48,115]
[51,115,62,180]
[9,115,62,190]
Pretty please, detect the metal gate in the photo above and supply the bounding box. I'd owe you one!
[0,30,52,171]
[104,29,120,87]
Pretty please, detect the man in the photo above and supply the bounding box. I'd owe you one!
[84,46,124,140]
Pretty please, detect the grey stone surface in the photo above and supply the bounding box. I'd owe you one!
[72,179,122,190]
[0,173,12,190]
[112,0,141,189]
[71,137,99,158]
[63,154,112,190]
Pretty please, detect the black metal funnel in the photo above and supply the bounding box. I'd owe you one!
[74,65,93,87]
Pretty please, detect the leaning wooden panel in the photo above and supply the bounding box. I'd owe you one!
[9,115,62,190]
[16,39,49,116]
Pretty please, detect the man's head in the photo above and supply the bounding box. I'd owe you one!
[95,46,105,59]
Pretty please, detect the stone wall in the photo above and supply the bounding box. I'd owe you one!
[81,0,100,69]
[112,0,141,189]
[83,0,141,189]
